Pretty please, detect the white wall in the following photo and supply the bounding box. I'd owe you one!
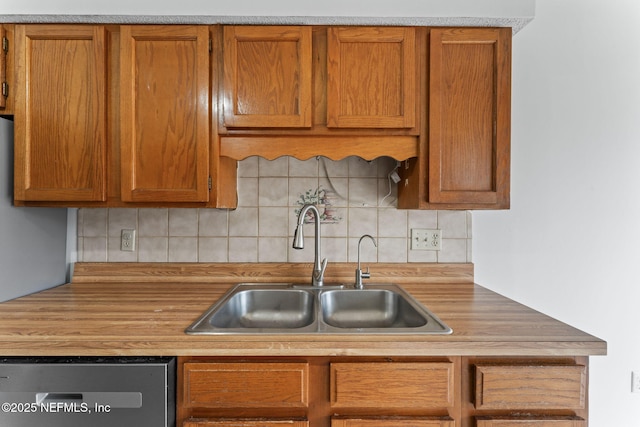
[474,1,640,425]
[0,118,68,301]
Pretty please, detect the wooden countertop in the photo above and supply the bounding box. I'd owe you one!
[0,263,606,357]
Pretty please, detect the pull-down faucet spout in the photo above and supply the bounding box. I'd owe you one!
[293,204,328,287]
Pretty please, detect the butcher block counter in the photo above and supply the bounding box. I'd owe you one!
[0,262,606,357]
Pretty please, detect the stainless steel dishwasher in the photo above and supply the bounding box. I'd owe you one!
[0,357,175,427]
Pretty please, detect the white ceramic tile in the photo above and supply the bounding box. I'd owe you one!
[237,178,259,207]
[259,157,288,176]
[107,208,138,237]
[82,237,108,262]
[408,210,438,229]
[198,209,229,237]
[322,237,348,263]
[321,215,347,238]
[82,209,107,237]
[229,207,259,237]
[238,156,259,177]
[258,237,289,262]
[347,207,377,237]
[377,237,408,263]
[289,157,319,177]
[107,236,138,262]
[319,177,349,207]
[348,156,378,177]
[347,236,378,263]
[320,157,349,178]
[438,210,468,238]
[77,209,85,237]
[377,157,399,178]
[377,208,407,238]
[289,177,320,207]
[169,208,198,236]
[138,237,168,262]
[378,177,398,207]
[437,238,467,263]
[138,209,168,237]
[348,178,378,207]
[408,247,439,263]
[228,237,258,262]
[198,237,229,262]
[259,177,289,206]
[259,207,289,237]
[168,237,198,262]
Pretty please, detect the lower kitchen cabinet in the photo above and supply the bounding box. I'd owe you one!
[178,356,591,427]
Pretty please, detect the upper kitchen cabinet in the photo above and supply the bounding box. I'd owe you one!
[222,25,313,128]
[120,25,211,203]
[13,25,107,202]
[398,27,511,210]
[327,27,417,129]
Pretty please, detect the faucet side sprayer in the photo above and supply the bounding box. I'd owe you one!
[293,204,328,287]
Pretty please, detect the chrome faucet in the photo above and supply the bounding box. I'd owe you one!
[355,234,377,289]
[293,204,328,287]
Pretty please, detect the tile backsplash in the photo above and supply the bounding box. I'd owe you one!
[77,156,472,263]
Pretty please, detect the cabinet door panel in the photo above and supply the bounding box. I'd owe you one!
[120,25,210,202]
[429,28,510,207]
[327,27,416,129]
[330,362,454,409]
[183,362,309,409]
[223,26,312,128]
[475,364,586,410]
[14,25,107,202]
[476,418,586,427]
[332,418,454,427]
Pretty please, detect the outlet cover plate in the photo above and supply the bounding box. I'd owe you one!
[120,229,136,252]
[411,229,441,251]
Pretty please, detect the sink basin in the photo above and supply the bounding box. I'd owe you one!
[320,289,428,329]
[186,286,317,334]
[186,283,452,335]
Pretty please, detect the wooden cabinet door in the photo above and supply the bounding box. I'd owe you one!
[14,25,107,202]
[120,25,210,202]
[428,27,511,208]
[222,26,312,128]
[183,362,309,409]
[332,418,454,427]
[327,27,416,129]
[330,362,454,410]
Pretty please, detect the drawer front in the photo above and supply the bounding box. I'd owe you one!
[184,362,309,409]
[476,418,586,427]
[330,362,454,409]
[475,365,586,410]
[184,420,309,427]
[332,418,454,427]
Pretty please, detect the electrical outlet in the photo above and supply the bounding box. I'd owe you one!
[120,229,136,252]
[410,229,441,251]
[632,371,640,393]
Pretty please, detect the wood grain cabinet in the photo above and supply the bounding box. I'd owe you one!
[326,27,417,129]
[13,24,107,202]
[398,27,511,210]
[463,358,588,427]
[179,358,458,427]
[120,25,211,203]
[222,26,313,129]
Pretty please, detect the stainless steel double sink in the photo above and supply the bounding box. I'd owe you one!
[185,283,452,335]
